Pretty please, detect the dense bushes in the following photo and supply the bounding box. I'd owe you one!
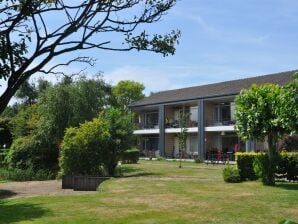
[235,153,258,181]
[59,117,109,176]
[122,149,139,164]
[59,108,134,176]
[236,152,298,183]
[276,153,298,182]
[223,166,241,183]
[5,135,58,171]
[0,168,55,181]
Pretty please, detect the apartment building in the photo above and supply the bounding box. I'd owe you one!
[130,71,295,160]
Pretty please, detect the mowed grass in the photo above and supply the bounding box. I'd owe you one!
[0,160,298,224]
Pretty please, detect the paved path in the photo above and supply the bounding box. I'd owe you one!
[0,180,97,199]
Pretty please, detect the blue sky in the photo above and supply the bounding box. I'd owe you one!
[2,0,298,98]
[93,0,298,95]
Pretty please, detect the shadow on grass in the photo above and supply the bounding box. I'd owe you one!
[0,189,18,199]
[275,182,298,191]
[120,166,160,178]
[0,201,50,223]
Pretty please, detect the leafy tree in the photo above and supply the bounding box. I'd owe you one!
[277,73,298,135]
[235,84,285,185]
[10,104,40,138]
[177,112,188,168]
[15,81,38,105]
[112,80,145,110]
[37,77,112,146]
[0,0,180,114]
[100,108,134,175]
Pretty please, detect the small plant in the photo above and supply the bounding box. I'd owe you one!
[156,156,165,161]
[223,166,241,183]
[194,157,202,163]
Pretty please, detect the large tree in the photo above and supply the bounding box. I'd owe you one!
[112,80,145,110]
[235,83,292,185]
[0,0,180,113]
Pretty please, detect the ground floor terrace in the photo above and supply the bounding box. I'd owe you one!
[136,131,268,161]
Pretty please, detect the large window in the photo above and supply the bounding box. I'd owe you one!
[215,102,236,123]
[143,111,159,128]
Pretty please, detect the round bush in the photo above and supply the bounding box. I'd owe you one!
[223,166,241,183]
[59,117,109,176]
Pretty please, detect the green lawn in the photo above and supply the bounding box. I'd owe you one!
[0,160,297,224]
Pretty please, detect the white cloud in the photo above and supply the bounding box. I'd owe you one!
[104,66,183,95]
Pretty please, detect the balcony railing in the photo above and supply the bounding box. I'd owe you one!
[165,120,198,128]
[205,119,235,127]
[136,123,159,129]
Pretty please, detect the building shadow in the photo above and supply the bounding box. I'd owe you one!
[0,200,50,223]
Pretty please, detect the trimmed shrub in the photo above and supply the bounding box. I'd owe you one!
[253,153,274,185]
[122,149,139,164]
[276,152,298,182]
[235,152,258,181]
[236,152,298,183]
[223,166,241,183]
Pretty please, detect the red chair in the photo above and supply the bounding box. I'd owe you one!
[217,150,224,161]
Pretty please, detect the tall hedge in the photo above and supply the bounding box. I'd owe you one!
[236,152,298,183]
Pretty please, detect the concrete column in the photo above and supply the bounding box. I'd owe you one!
[158,105,165,157]
[198,100,205,160]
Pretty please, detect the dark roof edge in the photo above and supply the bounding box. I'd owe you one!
[129,92,238,108]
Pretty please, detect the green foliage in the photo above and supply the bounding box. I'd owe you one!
[235,83,283,142]
[0,167,55,181]
[235,152,258,181]
[5,135,58,171]
[177,112,189,168]
[122,149,139,164]
[37,77,112,146]
[277,74,298,134]
[253,153,275,185]
[0,0,179,114]
[10,104,39,138]
[0,117,12,148]
[237,152,298,183]
[59,116,109,176]
[276,152,298,182]
[100,108,134,175]
[112,80,145,110]
[222,166,241,183]
[234,77,298,185]
[59,108,134,176]
[15,81,38,105]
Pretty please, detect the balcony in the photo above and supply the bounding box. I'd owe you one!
[205,119,235,127]
[136,123,159,130]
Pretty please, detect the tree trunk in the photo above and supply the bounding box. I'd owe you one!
[0,87,18,114]
[266,133,277,185]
